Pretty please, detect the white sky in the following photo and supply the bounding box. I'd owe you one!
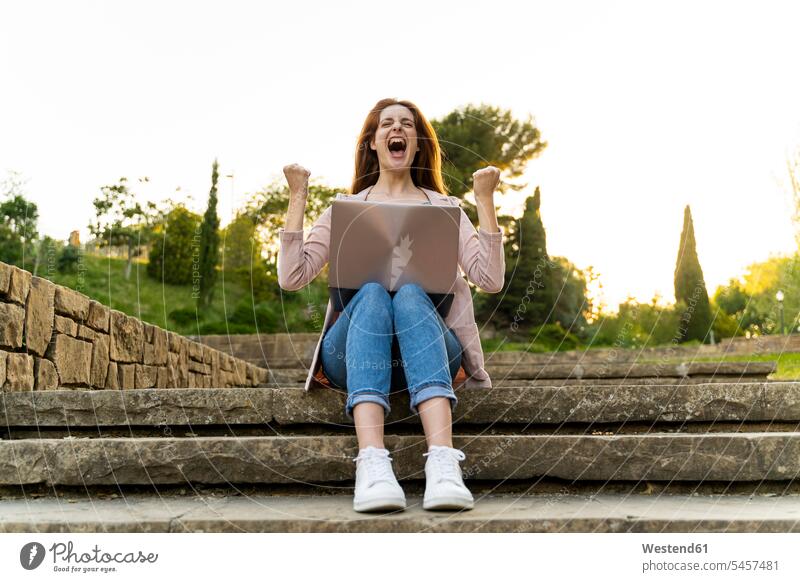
[1,0,799,310]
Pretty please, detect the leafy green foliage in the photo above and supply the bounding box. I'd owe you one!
[587,299,682,348]
[147,205,202,286]
[0,222,23,265]
[0,170,39,268]
[246,181,341,271]
[197,159,221,309]
[529,322,582,351]
[673,205,713,342]
[57,244,82,273]
[168,307,198,326]
[37,252,287,335]
[550,256,590,333]
[713,253,800,335]
[431,103,547,199]
[88,177,157,280]
[222,213,261,273]
[477,188,590,339]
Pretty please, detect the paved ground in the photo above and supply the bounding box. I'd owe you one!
[2,493,799,532]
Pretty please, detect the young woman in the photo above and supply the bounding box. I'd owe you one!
[278,98,504,513]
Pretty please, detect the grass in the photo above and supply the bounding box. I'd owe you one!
[40,254,328,336]
[481,337,559,353]
[628,353,800,380]
[690,353,800,380]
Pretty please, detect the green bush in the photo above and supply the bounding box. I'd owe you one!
[587,300,684,348]
[0,223,23,265]
[168,307,200,326]
[229,264,278,303]
[711,308,744,340]
[229,299,280,330]
[196,321,257,335]
[529,322,581,352]
[57,245,82,273]
[147,205,202,285]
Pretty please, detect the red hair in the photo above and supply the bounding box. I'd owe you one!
[349,98,448,196]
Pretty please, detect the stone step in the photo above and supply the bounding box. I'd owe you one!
[264,360,776,378]
[2,433,800,487]
[3,383,800,428]
[268,369,774,386]
[195,333,789,368]
[2,492,799,532]
[485,351,781,365]
[484,361,776,378]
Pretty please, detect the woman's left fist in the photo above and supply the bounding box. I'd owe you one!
[473,166,500,200]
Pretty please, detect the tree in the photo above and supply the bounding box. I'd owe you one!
[477,187,559,333]
[0,223,22,266]
[57,243,82,274]
[431,103,547,224]
[714,278,749,317]
[550,256,590,333]
[147,204,203,286]
[88,177,155,280]
[197,159,221,309]
[588,299,684,348]
[785,144,800,249]
[221,211,278,303]
[432,103,547,198]
[247,181,341,273]
[222,212,261,273]
[713,253,800,336]
[29,235,63,277]
[0,170,39,268]
[673,205,713,342]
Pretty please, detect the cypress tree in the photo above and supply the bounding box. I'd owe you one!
[673,205,712,342]
[480,187,556,332]
[197,159,221,309]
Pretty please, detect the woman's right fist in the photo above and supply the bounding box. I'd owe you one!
[283,163,310,196]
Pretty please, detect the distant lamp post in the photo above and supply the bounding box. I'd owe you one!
[225,173,235,210]
[776,290,785,335]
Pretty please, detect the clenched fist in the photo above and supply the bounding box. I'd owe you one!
[473,166,501,202]
[283,163,310,197]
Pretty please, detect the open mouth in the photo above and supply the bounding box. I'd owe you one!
[388,137,407,158]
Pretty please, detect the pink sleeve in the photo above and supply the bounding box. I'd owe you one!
[453,197,505,293]
[277,203,333,291]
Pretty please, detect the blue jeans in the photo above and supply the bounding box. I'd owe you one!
[321,281,463,421]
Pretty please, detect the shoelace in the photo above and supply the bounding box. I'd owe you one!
[352,447,397,486]
[423,446,466,483]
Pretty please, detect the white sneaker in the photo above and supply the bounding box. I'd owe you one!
[352,446,407,512]
[422,445,475,510]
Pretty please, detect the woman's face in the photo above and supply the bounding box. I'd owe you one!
[370,104,420,171]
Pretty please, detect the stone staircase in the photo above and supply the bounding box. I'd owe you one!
[2,348,800,532]
[194,332,779,385]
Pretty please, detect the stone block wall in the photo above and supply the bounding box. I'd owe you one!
[0,261,269,391]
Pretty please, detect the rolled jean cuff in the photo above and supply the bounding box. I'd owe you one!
[345,389,391,421]
[409,382,458,416]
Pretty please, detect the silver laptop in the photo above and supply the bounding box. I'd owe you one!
[328,199,461,318]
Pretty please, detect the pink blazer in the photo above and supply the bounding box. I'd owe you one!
[277,186,505,391]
